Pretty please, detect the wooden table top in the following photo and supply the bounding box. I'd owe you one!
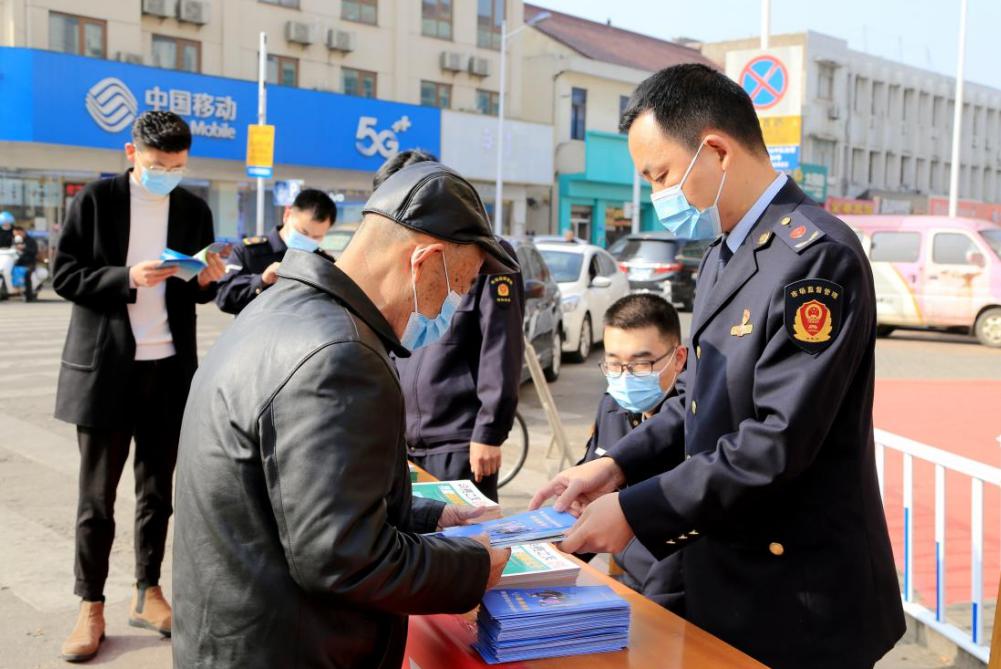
[403,465,766,668]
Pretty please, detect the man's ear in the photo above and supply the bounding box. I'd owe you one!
[125,143,136,164]
[410,243,445,285]
[703,134,731,171]
[674,345,688,373]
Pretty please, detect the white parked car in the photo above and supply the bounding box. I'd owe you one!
[537,241,630,362]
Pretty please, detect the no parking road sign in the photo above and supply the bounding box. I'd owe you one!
[740,55,788,110]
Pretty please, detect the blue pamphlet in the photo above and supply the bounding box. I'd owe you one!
[158,242,232,282]
[439,507,576,547]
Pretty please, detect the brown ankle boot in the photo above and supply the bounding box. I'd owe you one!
[61,601,105,662]
[128,584,172,637]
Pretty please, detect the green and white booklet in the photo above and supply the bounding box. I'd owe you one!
[411,480,502,520]
[497,543,580,588]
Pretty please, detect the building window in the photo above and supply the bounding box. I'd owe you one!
[811,138,837,174]
[853,77,867,114]
[422,0,452,40]
[152,35,201,73]
[49,12,106,58]
[343,67,377,98]
[871,82,884,117]
[933,96,945,127]
[259,0,300,6]
[343,0,377,25]
[817,63,835,100]
[267,55,299,86]
[476,89,500,116]
[477,0,504,50]
[420,81,451,109]
[570,87,587,140]
[851,148,866,183]
[618,95,630,132]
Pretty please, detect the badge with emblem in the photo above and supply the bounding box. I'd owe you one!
[490,275,515,307]
[784,278,844,353]
[730,309,754,337]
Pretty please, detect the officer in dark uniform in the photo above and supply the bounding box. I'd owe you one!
[532,64,905,669]
[216,188,336,314]
[375,150,524,503]
[577,294,687,614]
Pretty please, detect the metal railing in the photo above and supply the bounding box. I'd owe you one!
[875,428,1001,663]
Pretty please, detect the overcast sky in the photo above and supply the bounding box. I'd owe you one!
[533,0,1000,90]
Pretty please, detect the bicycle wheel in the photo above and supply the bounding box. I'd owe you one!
[497,411,529,488]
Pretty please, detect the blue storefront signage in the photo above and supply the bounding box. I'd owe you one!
[767,145,800,172]
[0,47,440,173]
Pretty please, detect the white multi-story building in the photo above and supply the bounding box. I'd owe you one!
[0,0,552,237]
[702,31,1001,212]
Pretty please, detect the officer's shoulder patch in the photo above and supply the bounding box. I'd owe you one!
[489,274,515,307]
[773,212,826,253]
[243,236,268,246]
[783,278,844,354]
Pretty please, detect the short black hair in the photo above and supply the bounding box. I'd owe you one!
[372,149,439,189]
[291,188,337,224]
[132,111,192,153]
[619,63,768,156]
[604,294,681,343]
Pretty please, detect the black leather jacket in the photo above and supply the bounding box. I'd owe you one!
[172,249,491,669]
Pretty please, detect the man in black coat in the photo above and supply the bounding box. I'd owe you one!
[52,111,226,662]
[173,162,514,669]
[215,188,336,314]
[532,65,905,669]
[373,150,525,502]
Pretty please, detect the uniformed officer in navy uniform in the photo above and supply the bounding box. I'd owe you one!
[374,150,524,503]
[577,294,687,613]
[532,64,905,669]
[215,188,336,314]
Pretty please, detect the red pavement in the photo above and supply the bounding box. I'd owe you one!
[875,379,1001,613]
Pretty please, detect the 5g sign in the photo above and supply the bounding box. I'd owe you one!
[355,115,413,158]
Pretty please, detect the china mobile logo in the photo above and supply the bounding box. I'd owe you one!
[85,78,138,133]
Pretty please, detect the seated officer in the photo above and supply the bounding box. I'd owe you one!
[580,294,687,613]
[215,188,336,314]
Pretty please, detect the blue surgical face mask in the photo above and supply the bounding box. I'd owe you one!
[139,167,183,197]
[285,227,321,253]
[605,353,677,414]
[650,140,726,241]
[400,252,462,352]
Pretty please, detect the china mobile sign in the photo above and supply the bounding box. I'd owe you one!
[0,47,440,171]
[85,77,238,140]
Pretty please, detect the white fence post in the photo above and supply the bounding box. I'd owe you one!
[903,453,913,603]
[934,464,946,623]
[970,478,983,645]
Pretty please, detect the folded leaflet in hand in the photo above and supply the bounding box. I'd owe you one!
[158,242,232,282]
[438,507,576,547]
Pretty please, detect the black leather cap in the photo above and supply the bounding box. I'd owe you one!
[362,161,518,274]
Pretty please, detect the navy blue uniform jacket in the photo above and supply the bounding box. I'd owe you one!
[215,226,287,314]
[607,180,905,668]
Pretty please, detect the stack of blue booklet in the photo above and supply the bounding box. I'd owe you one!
[474,585,631,664]
[438,507,576,547]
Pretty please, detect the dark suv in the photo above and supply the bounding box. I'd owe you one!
[608,232,710,312]
[504,236,563,382]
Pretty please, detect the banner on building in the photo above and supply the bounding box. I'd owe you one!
[825,197,876,215]
[768,145,800,172]
[927,196,1001,224]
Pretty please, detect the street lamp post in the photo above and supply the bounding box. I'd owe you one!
[493,12,550,236]
[947,0,968,218]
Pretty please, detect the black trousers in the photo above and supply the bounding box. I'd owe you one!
[409,445,499,503]
[73,357,186,601]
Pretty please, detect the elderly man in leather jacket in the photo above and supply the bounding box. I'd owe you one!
[172,162,515,669]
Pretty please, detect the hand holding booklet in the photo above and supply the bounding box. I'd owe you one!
[436,507,576,548]
[158,242,232,282]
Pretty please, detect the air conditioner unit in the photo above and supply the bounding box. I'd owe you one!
[285,20,316,45]
[142,0,177,19]
[468,57,490,77]
[439,51,465,73]
[326,29,355,52]
[115,51,143,65]
[827,104,841,121]
[178,0,209,25]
